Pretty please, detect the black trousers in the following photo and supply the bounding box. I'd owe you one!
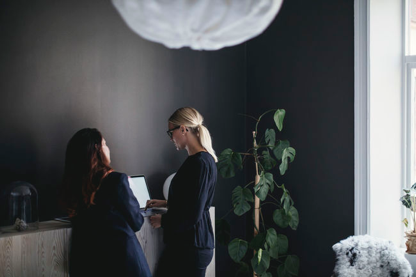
[155,246,213,277]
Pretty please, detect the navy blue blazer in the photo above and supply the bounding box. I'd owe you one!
[161,151,217,249]
[69,172,151,277]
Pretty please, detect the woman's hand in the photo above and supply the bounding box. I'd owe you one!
[145,199,167,210]
[149,214,162,229]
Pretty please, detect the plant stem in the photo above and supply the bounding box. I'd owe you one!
[236,152,253,156]
[220,207,235,219]
[255,109,277,134]
[260,202,280,207]
[267,193,280,203]
[238,113,259,122]
[244,181,255,188]
[260,209,266,231]
[256,144,275,149]
[274,181,283,189]
[412,196,416,233]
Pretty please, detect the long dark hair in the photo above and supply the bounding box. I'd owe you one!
[62,128,112,217]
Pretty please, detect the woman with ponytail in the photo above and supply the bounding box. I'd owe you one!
[62,128,151,277]
[146,107,217,277]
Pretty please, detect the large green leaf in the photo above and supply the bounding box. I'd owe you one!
[237,262,249,275]
[274,109,286,131]
[279,147,296,175]
[288,206,299,230]
[276,234,289,255]
[273,209,291,228]
[266,228,279,259]
[255,172,274,201]
[251,249,270,275]
[261,273,272,277]
[217,148,243,178]
[281,192,291,212]
[228,238,248,263]
[232,186,253,216]
[273,140,290,160]
[249,232,266,251]
[265,229,278,248]
[277,264,291,277]
[285,255,300,276]
[401,194,413,210]
[215,219,230,245]
[265,129,276,148]
[261,151,277,171]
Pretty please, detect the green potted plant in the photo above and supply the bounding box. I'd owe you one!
[401,183,416,254]
[216,109,300,277]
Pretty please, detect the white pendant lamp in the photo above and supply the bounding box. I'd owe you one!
[112,0,284,50]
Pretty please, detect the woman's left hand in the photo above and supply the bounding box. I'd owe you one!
[149,214,162,229]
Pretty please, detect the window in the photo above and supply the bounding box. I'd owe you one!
[404,0,416,237]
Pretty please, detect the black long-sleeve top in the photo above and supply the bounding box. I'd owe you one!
[161,151,217,249]
[69,172,151,277]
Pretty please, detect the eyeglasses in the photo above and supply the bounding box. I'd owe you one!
[166,126,180,139]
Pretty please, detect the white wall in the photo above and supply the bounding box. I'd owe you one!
[369,0,403,246]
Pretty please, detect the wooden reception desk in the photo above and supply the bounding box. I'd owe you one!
[0,208,215,277]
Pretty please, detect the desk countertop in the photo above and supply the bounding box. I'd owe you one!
[0,220,71,238]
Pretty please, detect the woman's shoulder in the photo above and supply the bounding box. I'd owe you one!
[193,151,215,164]
[188,152,216,171]
[104,171,128,184]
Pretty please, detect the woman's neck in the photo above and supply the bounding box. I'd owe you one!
[186,143,206,156]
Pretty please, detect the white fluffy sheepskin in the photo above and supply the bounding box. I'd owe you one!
[332,235,413,277]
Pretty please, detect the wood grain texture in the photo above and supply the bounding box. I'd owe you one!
[0,223,71,277]
[0,207,215,277]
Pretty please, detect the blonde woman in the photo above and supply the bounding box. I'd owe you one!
[146,107,217,277]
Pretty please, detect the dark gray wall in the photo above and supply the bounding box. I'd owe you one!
[0,1,247,274]
[0,0,355,276]
[246,0,354,276]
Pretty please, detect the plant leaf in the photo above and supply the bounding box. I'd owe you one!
[265,129,276,148]
[273,209,291,228]
[281,192,292,212]
[249,232,266,251]
[228,238,248,263]
[266,228,279,258]
[273,140,290,160]
[217,149,243,178]
[285,255,300,276]
[261,273,272,277]
[255,172,274,201]
[232,186,253,216]
[277,264,291,277]
[266,228,278,248]
[288,206,299,230]
[251,249,270,275]
[400,194,416,211]
[237,262,250,274]
[276,234,289,255]
[215,218,230,245]
[261,151,277,171]
[401,194,412,209]
[279,147,296,175]
[274,109,286,131]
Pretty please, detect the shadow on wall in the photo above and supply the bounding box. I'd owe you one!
[0,129,38,226]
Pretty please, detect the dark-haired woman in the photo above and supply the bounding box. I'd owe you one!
[62,128,151,277]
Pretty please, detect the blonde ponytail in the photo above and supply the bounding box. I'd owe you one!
[169,107,218,163]
[197,124,218,162]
